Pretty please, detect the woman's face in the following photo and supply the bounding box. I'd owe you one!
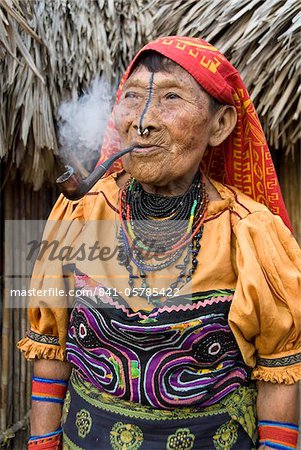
[115,63,221,191]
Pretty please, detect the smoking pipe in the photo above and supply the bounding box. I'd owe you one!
[56,145,138,200]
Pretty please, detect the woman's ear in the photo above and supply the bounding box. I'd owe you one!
[208,105,237,147]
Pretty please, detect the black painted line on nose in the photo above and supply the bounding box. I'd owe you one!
[139,72,155,133]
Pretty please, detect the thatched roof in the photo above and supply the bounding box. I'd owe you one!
[0,0,300,189]
[0,0,153,188]
[153,0,300,155]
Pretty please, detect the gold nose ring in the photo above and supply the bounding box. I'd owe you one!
[137,127,150,136]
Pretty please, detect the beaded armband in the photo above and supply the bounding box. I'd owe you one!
[258,420,299,449]
[32,377,68,404]
[28,427,62,449]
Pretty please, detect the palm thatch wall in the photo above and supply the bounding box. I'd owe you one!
[1,0,299,225]
[0,0,300,448]
[0,0,153,189]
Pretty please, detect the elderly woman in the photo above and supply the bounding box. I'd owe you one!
[18,36,300,450]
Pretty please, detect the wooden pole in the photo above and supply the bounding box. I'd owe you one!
[19,180,27,445]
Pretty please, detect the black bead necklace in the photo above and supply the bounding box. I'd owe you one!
[117,171,209,305]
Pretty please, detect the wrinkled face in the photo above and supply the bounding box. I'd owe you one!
[114,64,218,186]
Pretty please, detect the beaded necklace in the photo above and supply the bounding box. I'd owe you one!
[117,171,209,305]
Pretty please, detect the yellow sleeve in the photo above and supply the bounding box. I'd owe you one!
[229,210,301,384]
[17,194,85,361]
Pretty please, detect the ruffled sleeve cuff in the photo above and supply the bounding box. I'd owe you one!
[17,330,65,361]
[251,350,301,384]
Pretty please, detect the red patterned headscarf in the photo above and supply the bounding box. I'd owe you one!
[97,36,292,231]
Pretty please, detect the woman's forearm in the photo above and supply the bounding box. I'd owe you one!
[257,381,299,450]
[257,381,299,449]
[30,359,71,436]
[256,380,299,423]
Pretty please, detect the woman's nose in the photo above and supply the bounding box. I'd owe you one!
[133,73,162,135]
[133,99,161,136]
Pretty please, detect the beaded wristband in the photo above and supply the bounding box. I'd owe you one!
[28,427,62,449]
[258,420,299,449]
[32,377,68,404]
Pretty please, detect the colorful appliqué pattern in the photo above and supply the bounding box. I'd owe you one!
[213,419,239,450]
[110,422,143,450]
[220,385,257,444]
[75,409,92,439]
[62,434,84,450]
[66,286,250,409]
[166,427,195,450]
[69,370,229,421]
[62,391,71,425]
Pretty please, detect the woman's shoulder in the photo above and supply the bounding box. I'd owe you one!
[210,179,276,218]
[209,179,297,244]
[226,184,271,217]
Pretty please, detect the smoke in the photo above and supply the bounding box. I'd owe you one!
[57,77,114,172]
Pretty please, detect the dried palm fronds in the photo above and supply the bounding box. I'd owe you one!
[152,0,300,154]
[0,0,154,189]
[0,0,299,185]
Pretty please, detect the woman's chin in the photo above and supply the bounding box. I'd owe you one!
[122,160,164,184]
[125,168,165,186]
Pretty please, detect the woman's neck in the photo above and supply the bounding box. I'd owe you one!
[115,170,221,200]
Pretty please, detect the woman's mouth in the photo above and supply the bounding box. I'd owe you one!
[131,144,162,155]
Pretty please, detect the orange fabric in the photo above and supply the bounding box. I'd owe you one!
[97,35,292,232]
[17,175,301,384]
[17,196,84,361]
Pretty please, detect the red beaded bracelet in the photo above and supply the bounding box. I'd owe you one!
[32,377,68,404]
[28,432,62,450]
[258,420,299,449]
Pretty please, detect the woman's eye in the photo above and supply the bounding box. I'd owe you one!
[125,91,138,99]
[165,92,181,100]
